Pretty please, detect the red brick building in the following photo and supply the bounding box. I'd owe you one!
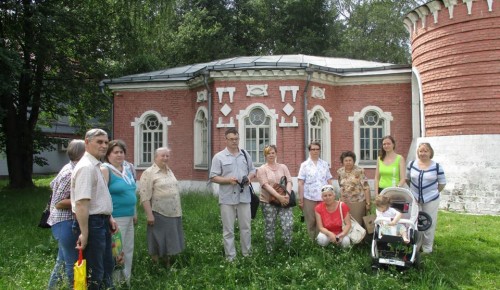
[404,0,500,214]
[104,55,413,191]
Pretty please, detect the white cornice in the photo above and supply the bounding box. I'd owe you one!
[107,68,411,91]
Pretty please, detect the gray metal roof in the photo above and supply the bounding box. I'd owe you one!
[102,54,410,85]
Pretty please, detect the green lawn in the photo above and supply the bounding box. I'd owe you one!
[0,177,498,289]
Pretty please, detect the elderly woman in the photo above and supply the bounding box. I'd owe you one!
[256,145,294,253]
[298,141,334,240]
[374,136,406,194]
[101,140,137,285]
[407,143,446,254]
[315,185,352,248]
[337,151,371,225]
[47,139,85,289]
[139,147,185,266]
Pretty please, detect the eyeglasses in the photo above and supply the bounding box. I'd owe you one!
[227,138,239,142]
[310,148,320,151]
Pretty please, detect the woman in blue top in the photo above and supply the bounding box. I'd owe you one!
[102,140,137,286]
[406,142,446,254]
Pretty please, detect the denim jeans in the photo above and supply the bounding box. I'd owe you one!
[73,215,114,290]
[48,219,78,289]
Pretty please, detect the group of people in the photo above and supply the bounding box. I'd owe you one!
[211,129,446,261]
[46,128,446,287]
[47,129,185,289]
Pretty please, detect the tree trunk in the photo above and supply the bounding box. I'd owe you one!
[4,103,34,189]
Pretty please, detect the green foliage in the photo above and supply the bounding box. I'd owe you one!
[0,177,499,289]
[336,0,425,63]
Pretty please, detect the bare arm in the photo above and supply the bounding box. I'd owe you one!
[398,156,406,187]
[75,199,90,250]
[100,166,110,185]
[374,161,380,194]
[438,184,446,192]
[211,176,238,185]
[142,200,155,226]
[389,211,403,226]
[55,198,72,209]
[338,212,352,240]
[298,179,305,210]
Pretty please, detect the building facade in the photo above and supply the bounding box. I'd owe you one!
[404,0,500,214]
[104,55,413,193]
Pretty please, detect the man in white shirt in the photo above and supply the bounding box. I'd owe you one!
[71,128,116,289]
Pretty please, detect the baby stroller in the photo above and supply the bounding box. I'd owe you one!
[371,187,432,269]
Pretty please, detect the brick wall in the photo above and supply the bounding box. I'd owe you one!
[410,0,500,136]
[113,78,412,182]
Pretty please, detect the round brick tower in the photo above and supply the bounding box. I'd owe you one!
[404,0,500,214]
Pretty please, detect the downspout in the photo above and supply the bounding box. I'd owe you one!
[202,70,212,173]
[99,81,113,139]
[303,67,314,159]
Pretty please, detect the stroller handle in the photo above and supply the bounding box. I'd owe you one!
[374,217,414,226]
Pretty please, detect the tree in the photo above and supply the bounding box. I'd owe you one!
[334,0,426,64]
[0,0,114,188]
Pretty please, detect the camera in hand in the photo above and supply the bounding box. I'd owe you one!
[237,176,249,193]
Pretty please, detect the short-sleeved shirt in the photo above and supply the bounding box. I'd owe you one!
[71,152,113,215]
[315,202,350,235]
[139,163,182,217]
[209,148,256,205]
[47,161,76,226]
[376,207,399,219]
[257,163,292,203]
[337,165,370,202]
[407,160,446,203]
[298,158,332,201]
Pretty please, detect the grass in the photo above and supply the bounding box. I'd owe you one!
[0,177,499,289]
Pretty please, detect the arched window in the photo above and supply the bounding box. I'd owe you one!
[237,103,277,165]
[349,106,392,167]
[131,111,171,168]
[308,106,332,165]
[194,107,209,169]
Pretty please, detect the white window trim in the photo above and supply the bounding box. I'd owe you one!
[131,110,171,169]
[307,105,332,166]
[194,106,209,170]
[349,106,392,169]
[236,103,278,165]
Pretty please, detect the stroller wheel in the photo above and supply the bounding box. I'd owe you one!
[418,211,432,231]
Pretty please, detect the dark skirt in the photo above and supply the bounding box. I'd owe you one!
[147,212,185,257]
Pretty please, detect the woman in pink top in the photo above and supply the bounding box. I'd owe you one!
[257,145,294,253]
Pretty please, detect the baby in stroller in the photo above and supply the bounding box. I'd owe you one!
[375,195,410,243]
[371,187,426,269]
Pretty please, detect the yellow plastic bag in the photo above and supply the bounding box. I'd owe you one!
[74,249,87,290]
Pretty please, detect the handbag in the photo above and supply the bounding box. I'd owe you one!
[269,176,296,208]
[363,209,376,235]
[249,182,260,219]
[38,193,52,228]
[241,149,260,219]
[339,202,366,244]
[74,249,87,290]
[38,208,51,228]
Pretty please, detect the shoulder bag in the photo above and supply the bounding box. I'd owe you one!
[241,149,260,219]
[269,176,296,208]
[339,202,366,244]
[38,193,52,228]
